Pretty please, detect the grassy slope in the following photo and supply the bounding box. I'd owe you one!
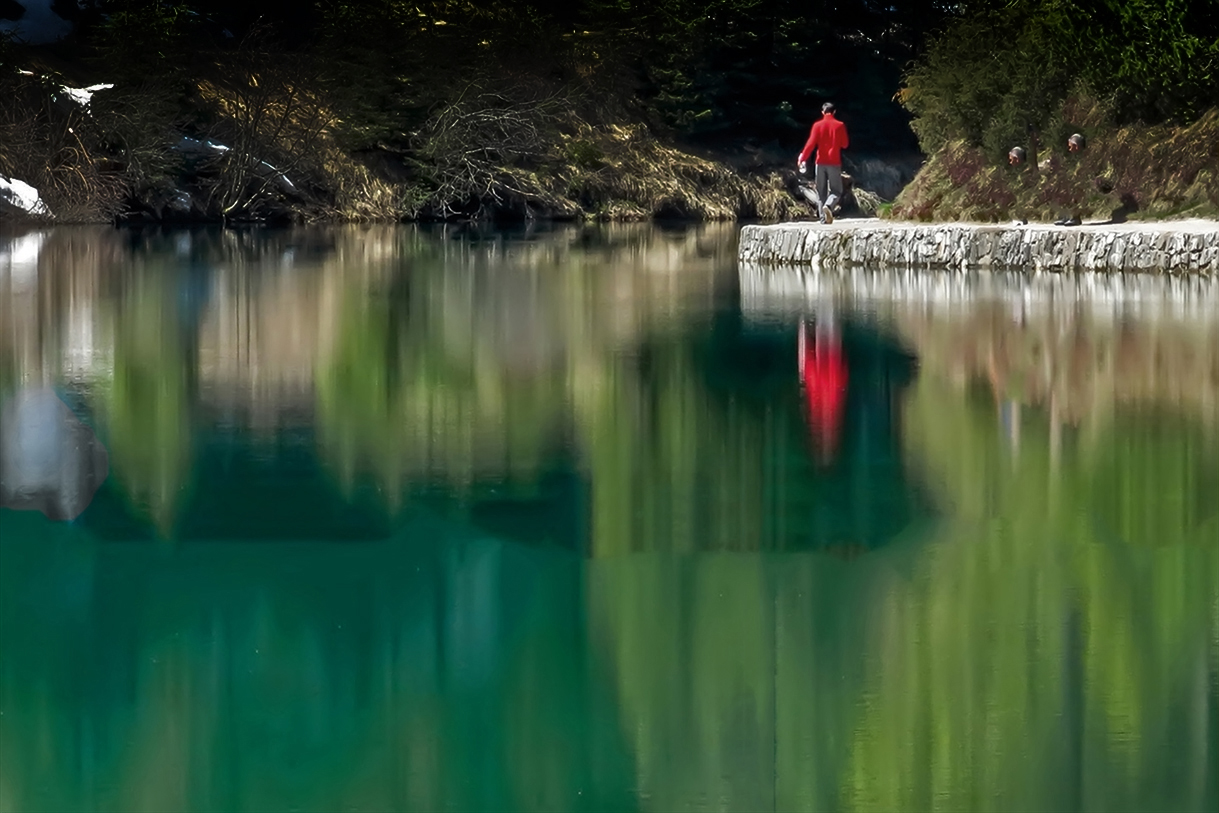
[889,97,1219,223]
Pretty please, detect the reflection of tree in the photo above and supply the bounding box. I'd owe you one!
[314,252,932,556]
[315,269,568,508]
[581,375,1217,813]
[93,270,194,534]
[1084,413,1219,549]
[842,378,1219,812]
[312,223,736,534]
[578,336,777,556]
[587,552,887,811]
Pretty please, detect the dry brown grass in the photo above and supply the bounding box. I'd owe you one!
[196,71,408,221]
[556,123,800,221]
[400,80,808,222]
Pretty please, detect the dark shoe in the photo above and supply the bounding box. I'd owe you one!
[1064,216,1081,226]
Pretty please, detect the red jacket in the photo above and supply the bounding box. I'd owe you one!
[799,113,849,166]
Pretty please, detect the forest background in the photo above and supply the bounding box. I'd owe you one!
[1,0,1217,223]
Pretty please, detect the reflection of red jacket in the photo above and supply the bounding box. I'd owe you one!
[799,113,849,166]
[800,329,848,462]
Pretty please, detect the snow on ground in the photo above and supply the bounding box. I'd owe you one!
[0,175,52,217]
[59,83,114,108]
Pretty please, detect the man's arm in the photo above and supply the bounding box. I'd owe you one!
[838,121,849,152]
[798,125,818,170]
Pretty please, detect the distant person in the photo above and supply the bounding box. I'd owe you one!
[798,102,850,224]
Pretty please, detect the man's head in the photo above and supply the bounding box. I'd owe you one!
[821,102,836,115]
[1009,146,1026,165]
[1068,133,1086,152]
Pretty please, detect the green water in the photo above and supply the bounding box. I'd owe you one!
[1,224,1216,812]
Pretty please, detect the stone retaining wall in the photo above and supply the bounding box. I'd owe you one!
[738,220,1219,275]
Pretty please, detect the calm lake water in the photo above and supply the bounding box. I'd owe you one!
[1,223,1216,813]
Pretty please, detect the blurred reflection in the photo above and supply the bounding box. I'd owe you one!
[743,262,1219,551]
[0,228,1214,812]
[0,388,108,520]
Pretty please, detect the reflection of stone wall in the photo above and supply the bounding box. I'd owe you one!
[741,263,1219,425]
[740,221,1219,274]
[2,223,736,405]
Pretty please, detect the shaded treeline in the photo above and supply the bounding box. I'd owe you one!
[22,0,946,149]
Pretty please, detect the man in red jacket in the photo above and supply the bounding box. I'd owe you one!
[797,102,850,223]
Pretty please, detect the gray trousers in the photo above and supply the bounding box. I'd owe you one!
[815,164,843,211]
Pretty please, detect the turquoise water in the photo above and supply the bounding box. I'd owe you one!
[1,224,1216,812]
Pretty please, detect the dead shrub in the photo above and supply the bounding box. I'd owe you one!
[194,38,337,218]
[0,72,125,221]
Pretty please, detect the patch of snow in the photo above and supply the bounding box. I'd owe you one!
[173,136,232,156]
[256,160,297,193]
[0,1,73,45]
[0,175,52,216]
[172,136,297,195]
[59,83,114,109]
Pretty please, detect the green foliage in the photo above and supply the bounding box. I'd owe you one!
[900,2,1071,157]
[901,0,1219,159]
[93,268,194,534]
[564,138,605,169]
[1060,0,1219,123]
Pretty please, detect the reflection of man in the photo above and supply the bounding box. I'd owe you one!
[798,319,848,465]
[797,102,850,224]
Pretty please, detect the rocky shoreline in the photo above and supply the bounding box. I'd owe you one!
[738,219,1219,275]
